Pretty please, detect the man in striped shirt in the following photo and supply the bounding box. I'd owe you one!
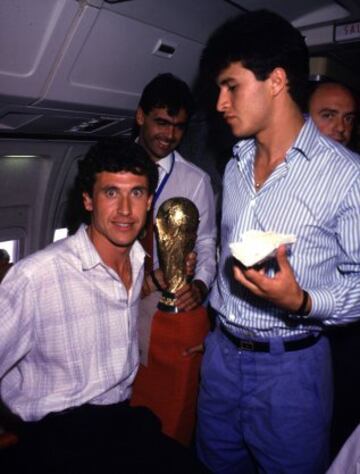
[197,10,360,474]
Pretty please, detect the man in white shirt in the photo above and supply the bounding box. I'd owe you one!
[0,141,205,473]
[131,73,217,445]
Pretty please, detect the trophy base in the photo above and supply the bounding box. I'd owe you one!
[157,290,181,313]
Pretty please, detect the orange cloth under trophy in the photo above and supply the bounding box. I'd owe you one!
[132,197,209,446]
[131,306,209,446]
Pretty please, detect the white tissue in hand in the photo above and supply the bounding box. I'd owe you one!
[229,230,296,267]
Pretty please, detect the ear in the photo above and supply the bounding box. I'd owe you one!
[146,194,153,212]
[82,192,94,212]
[269,67,287,97]
[136,107,145,127]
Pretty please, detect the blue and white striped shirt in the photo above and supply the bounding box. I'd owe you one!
[210,119,360,338]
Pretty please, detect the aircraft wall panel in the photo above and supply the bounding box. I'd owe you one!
[38,9,204,112]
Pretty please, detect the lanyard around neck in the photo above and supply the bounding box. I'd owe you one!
[153,152,175,206]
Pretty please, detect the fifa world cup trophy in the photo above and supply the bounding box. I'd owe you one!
[155,197,199,313]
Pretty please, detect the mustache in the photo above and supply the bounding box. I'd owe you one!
[155,135,176,145]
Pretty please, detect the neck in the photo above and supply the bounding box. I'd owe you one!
[253,102,304,191]
[87,226,132,290]
[256,101,304,164]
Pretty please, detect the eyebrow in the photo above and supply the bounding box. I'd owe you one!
[217,77,235,87]
[101,184,148,192]
[131,185,148,192]
[319,108,338,114]
[102,185,118,190]
[319,108,356,115]
[153,117,187,127]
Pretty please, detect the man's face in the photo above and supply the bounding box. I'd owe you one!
[83,171,152,254]
[216,62,274,138]
[309,84,356,146]
[136,107,188,161]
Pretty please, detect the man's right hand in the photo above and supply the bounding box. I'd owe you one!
[185,251,197,278]
[141,250,198,299]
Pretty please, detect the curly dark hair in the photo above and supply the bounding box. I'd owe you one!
[200,9,309,109]
[78,140,158,197]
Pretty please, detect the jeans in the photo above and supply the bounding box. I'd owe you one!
[197,327,333,474]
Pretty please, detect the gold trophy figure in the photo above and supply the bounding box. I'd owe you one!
[155,197,199,313]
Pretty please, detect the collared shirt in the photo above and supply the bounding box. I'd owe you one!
[0,225,145,421]
[210,119,360,338]
[153,150,217,289]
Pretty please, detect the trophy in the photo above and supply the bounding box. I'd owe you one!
[155,197,199,313]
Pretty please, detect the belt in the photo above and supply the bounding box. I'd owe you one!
[220,324,321,352]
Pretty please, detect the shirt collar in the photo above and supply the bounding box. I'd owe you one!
[76,224,145,272]
[232,118,321,163]
[156,152,174,174]
[232,138,256,160]
[76,225,102,270]
[290,117,321,161]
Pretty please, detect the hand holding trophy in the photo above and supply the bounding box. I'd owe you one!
[132,196,210,446]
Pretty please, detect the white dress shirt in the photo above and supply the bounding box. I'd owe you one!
[0,225,145,421]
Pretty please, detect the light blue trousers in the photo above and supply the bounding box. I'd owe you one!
[197,327,333,474]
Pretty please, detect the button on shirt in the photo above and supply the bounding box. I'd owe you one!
[210,119,360,338]
[0,225,145,421]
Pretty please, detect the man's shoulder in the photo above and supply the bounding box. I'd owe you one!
[174,151,211,180]
[316,135,360,172]
[10,231,80,281]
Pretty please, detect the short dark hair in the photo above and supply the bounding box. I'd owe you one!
[78,140,158,197]
[200,9,309,108]
[139,73,195,117]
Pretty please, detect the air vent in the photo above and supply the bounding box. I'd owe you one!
[152,39,177,59]
[68,118,118,133]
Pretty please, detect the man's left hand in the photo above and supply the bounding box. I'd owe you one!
[175,279,207,312]
[233,245,305,313]
[182,344,204,357]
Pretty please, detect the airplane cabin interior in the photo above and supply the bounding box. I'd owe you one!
[1,0,360,469]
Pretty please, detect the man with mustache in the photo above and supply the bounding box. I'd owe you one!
[131,73,217,445]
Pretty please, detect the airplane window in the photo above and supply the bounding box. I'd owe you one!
[0,240,18,263]
[53,228,69,242]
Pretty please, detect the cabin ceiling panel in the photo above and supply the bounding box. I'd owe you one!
[39,8,204,112]
[1,0,360,137]
[0,0,80,103]
[101,0,238,43]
